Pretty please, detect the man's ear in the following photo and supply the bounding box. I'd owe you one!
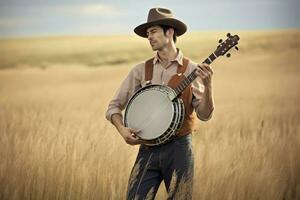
[167,28,174,38]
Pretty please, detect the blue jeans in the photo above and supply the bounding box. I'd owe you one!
[126,134,194,200]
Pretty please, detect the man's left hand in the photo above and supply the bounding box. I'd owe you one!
[195,63,213,87]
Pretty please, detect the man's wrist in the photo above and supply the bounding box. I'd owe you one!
[116,125,126,133]
[205,83,212,92]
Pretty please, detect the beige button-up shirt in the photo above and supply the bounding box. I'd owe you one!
[105,49,213,123]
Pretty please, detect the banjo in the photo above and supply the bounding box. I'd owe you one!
[124,33,240,146]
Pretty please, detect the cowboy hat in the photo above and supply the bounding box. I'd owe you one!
[134,7,187,38]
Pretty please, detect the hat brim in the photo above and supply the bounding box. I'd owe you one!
[134,18,187,38]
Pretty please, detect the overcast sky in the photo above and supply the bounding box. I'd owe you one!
[0,0,299,37]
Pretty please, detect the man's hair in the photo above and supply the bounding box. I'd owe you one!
[159,25,177,43]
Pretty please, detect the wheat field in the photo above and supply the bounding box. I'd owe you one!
[0,30,300,200]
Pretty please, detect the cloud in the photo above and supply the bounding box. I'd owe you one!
[51,4,124,16]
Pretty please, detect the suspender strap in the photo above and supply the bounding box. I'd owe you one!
[145,58,154,81]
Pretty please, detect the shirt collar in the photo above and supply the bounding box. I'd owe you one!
[153,48,184,66]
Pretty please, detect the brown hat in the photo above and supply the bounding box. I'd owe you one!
[134,7,187,38]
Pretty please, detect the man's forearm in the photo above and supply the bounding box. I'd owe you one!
[111,113,143,145]
[197,85,214,120]
[111,113,125,132]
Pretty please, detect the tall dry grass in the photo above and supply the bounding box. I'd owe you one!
[0,30,299,199]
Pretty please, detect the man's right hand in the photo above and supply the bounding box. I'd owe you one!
[118,126,144,145]
[111,113,146,145]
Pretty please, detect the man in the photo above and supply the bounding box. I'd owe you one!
[106,7,214,199]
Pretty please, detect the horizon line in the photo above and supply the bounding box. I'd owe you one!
[0,27,299,40]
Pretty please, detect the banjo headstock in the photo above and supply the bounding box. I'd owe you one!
[214,33,240,58]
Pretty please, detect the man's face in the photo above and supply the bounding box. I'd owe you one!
[146,26,170,51]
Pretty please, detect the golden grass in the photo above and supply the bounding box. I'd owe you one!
[1,29,299,69]
[0,29,300,199]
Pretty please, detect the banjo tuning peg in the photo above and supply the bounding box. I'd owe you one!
[235,46,239,51]
[227,33,231,37]
[218,39,223,43]
[226,53,231,57]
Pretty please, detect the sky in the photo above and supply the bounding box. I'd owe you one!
[0,0,299,38]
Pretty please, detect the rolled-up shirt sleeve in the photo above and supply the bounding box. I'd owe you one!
[105,63,144,122]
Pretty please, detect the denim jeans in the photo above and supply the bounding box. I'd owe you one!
[126,134,194,200]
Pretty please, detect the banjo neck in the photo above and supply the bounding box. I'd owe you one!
[173,33,240,98]
[173,52,217,97]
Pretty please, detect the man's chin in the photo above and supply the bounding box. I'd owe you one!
[151,46,159,51]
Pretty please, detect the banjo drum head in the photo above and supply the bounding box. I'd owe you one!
[125,87,174,140]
